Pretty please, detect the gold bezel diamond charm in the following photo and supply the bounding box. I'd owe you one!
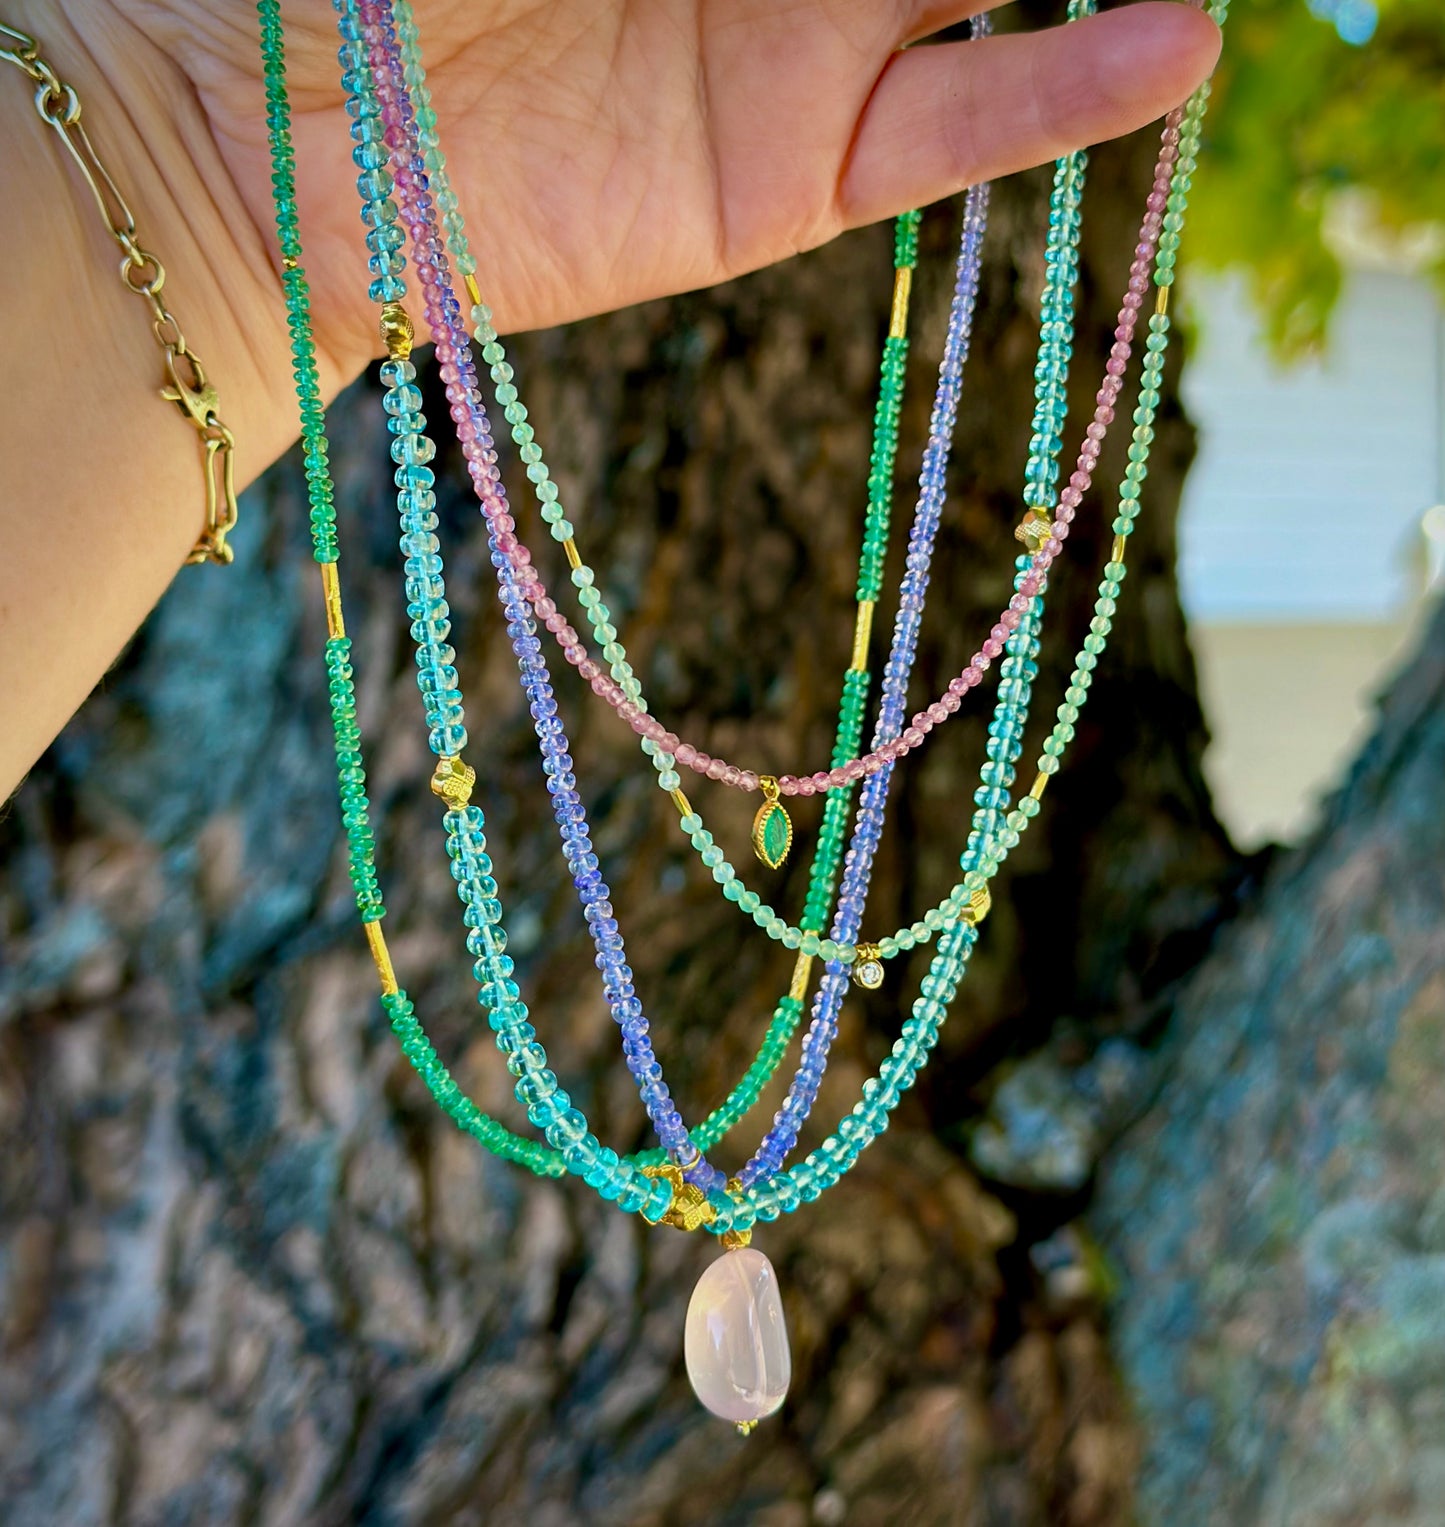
[851,942,885,990]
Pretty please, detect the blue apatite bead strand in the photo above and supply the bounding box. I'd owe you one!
[443,806,671,1218]
[337,1,675,1219]
[736,565,1041,1209]
[381,364,468,754]
[338,3,714,1181]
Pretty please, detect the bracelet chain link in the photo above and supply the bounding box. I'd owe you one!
[2,19,239,565]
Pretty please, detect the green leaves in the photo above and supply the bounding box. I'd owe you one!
[1191,0,1445,355]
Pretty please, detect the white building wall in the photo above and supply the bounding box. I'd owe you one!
[1176,270,1443,846]
[1179,270,1441,624]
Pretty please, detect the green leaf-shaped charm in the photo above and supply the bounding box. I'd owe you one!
[752,799,793,869]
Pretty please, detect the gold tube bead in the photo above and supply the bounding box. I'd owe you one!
[788,952,814,1004]
[850,600,876,672]
[1111,533,1129,566]
[1155,284,1171,317]
[1028,772,1050,802]
[669,788,694,819]
[463,272,482,309]
[888,266,914,339]
[320,561,346,639]
[563,538,582,572]
[379,302,414,360]
[364,921,399,996]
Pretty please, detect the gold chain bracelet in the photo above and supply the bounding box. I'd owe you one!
[1,20,239,565]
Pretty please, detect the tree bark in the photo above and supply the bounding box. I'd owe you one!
[1092,597,1445,1527]
[0,113,1242,1525]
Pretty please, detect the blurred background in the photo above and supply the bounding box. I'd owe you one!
[2,2,1445,1524]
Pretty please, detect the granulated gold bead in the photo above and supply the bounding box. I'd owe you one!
[641,1162,716,1233]
[430,756,476,808]
[1014,514,1053,554]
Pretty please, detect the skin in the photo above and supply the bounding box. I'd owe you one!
[0,0,1220,801]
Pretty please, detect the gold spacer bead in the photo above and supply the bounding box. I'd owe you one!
[788,951,814,1004]
[563,538,582,572]
[640,1162,716,1233]
[962,885,992,925]
[669,787,694,819]
[721,1176,752,1250]
[1029,772,1049,802]
[1014,513,1053,554]
[430,755,476,808]
[364,920,399,996]
[281,254,298,272]
[888,265,914,339]
[379,302,414,359]
[1156,284,1171,317]
[850,599,876,672]
[463,272,482,309]
[1111,533,1128,566]
[320,561,346,640]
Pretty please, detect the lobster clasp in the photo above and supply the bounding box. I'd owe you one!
[160,348,220,433]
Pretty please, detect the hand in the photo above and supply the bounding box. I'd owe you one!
[0,0,1218,800]
[128,0,1219,375]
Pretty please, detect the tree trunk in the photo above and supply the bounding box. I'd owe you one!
[0,110,1242,1526]
[1092,596,1445,1527]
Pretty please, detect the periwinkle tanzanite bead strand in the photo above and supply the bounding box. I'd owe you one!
[327,3,679,1211]
[343,6,715,1173]
[739,175,998,1186]
[356,0,1031,1194]
[703,56,1223,1238]
[737,33,1092,1185]
[384,0,950,1000]
[319,0,989,1191]
[342,1,1080,811]
[354,0,1179,885]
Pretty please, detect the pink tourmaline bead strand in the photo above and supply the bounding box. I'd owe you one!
[424,120,1179,801]
[524,121,1183,799]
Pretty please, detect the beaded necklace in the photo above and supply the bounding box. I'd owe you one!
[367,0,1076,850]
[353,0,1027,1198]
[258,0,1226,1432]
[355,0,1195,999]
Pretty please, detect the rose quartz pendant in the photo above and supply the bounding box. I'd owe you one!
[685,1247,791,1429]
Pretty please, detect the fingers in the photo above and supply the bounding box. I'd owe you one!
[894,0,1006,49]
[840,2,1221,228]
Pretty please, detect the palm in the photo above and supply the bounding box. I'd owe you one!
[119,0,1218,373]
